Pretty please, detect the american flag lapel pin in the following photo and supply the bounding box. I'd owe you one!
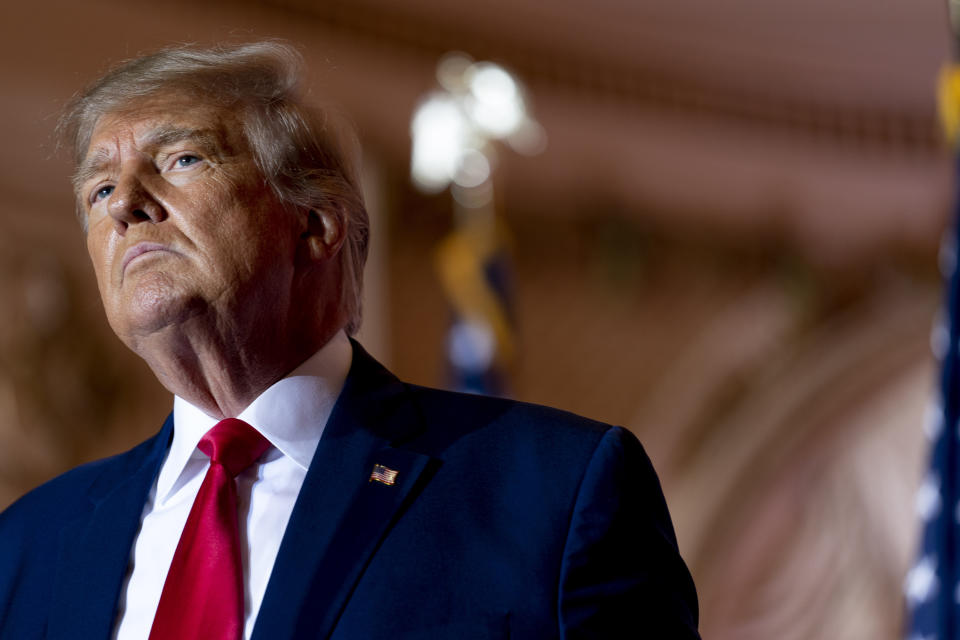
[369,463,399,486]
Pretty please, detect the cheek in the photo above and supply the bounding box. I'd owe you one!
[85,231,109,281]
[85,225,122,295]
[228,193,299,256]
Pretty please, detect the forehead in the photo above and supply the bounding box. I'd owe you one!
[84,92,246,158]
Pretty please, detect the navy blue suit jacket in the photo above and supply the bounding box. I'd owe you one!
[0,342,700,639]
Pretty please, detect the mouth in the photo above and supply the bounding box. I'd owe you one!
[121,242,176,274]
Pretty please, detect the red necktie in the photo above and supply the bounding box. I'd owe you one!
[149,418,270,640]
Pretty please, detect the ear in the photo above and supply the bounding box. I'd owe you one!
[300,208,346,262]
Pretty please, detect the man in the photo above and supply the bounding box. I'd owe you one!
[0,42,700,639]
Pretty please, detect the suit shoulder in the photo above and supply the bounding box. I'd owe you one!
[0,431,163,531]
[409,382,610,427]
[402,382,627,458]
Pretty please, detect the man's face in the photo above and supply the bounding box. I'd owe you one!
[79,92,302,350]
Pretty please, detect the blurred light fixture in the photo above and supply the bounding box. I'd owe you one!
[410,52,545,194]
[410,93,468,193]
[465,62,525,138]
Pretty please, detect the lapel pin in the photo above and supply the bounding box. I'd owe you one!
[369,464,399,486]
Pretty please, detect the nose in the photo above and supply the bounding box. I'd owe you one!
[107,172,166,233]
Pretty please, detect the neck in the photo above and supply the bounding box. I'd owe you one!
[130,310,344,420]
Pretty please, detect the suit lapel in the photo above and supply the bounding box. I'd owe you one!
[46,417,173,640]
[253,343,437,640]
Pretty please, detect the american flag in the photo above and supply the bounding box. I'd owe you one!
[904,166,960,639]
[369,464,399,486]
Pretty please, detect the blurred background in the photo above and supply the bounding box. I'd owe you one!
[0,0,952,638]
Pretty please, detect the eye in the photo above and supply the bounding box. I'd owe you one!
[92,184,114,203]
[174,154,201,168]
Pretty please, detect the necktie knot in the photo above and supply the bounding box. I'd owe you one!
[198,418,270,478]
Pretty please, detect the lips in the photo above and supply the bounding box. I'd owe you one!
[121,242,175,274]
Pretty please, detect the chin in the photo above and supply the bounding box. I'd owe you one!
[109,274,203,341]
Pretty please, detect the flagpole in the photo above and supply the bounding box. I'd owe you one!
[902,8,960,639]
[939,7,960,637]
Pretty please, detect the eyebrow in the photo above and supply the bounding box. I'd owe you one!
[145,126,223,154]
[72,125,226,192]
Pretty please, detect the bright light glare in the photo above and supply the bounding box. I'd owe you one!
[466,63,526,138]
[410,55,543,194]
[453,148,491,188]
[411,94,469,192]
[436,52,473,93]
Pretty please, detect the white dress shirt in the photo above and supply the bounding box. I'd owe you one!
[113,330,353,640]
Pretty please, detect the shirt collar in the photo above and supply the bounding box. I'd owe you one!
[156,330,353,505]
